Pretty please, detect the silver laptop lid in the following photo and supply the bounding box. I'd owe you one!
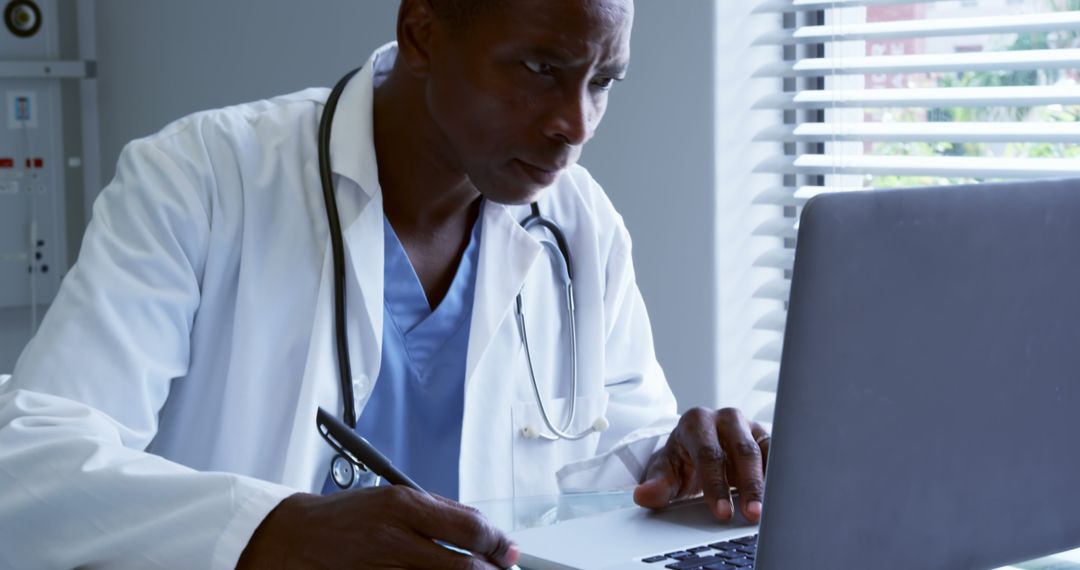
[757,179,1080,570]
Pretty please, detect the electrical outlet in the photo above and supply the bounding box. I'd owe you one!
[6,91,38,129]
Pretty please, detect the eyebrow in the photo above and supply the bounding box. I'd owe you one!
[597,61,629,78]
[523,45,580,64]
[523,46,629,77]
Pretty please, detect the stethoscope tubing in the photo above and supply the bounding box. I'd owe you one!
[318,67,363,429]
[317,67,598,486]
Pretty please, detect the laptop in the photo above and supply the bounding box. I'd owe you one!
[511,178,1080,569]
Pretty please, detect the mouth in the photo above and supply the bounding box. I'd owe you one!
[512,159,562,187]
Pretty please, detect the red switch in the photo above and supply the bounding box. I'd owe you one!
[0,158,12,169]
[25,158,31,168]
[33,158,43,168]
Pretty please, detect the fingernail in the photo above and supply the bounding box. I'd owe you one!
[506,543,520,565]
[747,500,762,519]
[715,499,732,519]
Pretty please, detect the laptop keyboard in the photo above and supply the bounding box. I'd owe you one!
[639,534,758,569]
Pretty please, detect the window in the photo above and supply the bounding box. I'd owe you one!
[743,0,1080,423]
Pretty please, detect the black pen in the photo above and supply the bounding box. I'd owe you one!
[315,407,521,569]
[316,406,421,490]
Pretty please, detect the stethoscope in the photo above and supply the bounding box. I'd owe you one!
[318,68,607,489]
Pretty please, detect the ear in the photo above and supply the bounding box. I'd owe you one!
[396,0,439,77]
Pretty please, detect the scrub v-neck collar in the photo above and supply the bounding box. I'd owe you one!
[381,214,482,374]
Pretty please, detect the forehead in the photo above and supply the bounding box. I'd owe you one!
[465,0,634,68]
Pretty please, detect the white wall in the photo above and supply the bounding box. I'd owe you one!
[92,1,399,185]
[585,2,718,410]
[4,0,725,412]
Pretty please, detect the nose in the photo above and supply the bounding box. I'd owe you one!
[543,86,595,147]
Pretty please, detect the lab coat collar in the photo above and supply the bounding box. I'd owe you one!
[327,42,398,200]
[330,44,391,351]
[279,45,394,491]
[322,41,395,409]
[464,201,544,387]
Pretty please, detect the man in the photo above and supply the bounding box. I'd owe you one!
[0,0,770,568]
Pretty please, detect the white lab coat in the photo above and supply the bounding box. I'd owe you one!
[0,43,678,569]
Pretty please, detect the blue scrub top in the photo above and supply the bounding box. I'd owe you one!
[322,212,481,500]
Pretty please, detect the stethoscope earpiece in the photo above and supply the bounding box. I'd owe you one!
[520,416,608,441]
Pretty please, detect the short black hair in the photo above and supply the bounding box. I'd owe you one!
[428,0,507,28]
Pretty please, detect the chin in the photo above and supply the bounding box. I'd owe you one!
[477,178,552,206]
[483,188,546,206]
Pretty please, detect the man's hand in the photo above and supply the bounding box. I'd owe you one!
[238,486,520,569]
[633,407,770,523]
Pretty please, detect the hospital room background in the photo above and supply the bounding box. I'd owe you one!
[2,0,1077,430]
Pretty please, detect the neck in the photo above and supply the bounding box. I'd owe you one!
[373,61,481,233]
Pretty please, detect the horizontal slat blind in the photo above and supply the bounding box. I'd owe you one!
[754,122,1080,143]
[754,85,1080,109]
[754,12,1080,44]
[744,0,1080,424]
[756,154,1080,177]
[755,49,1080,77]
[755,0,947,13]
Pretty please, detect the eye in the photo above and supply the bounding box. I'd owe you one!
[591,76,617,91]
[523,60,555,75]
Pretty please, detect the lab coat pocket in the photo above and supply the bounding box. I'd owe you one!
[510,392,610,497]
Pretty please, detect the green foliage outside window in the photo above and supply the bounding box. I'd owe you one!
[865,0,1079,189]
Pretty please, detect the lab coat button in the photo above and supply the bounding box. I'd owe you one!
[352,374,369,396]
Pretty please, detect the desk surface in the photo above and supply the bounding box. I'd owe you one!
[470,492,1080,570]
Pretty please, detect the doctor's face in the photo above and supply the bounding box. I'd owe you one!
[425,0,633,205]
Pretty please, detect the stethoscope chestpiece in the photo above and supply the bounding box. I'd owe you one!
[329,451,383,490]
[330,453,356,489]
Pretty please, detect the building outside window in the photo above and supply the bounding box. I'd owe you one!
[737,0,1080,423]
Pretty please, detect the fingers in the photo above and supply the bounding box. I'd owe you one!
[750,421,771,475]
[638,408,769,526]
[633,451,680,509]
[431,493,484,515]
[250,487,517,569]
[677,407,735,521]
[715,409,766,523]
[405,533,503,570]
[405,489,519,569]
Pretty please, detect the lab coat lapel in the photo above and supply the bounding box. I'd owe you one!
[279,183,384,493]
[464,202,542,387]
[332,49,386,397]
[331,48,385,367]
[280,56,386,490]
[342,192,385,385]
[459,202,542,502]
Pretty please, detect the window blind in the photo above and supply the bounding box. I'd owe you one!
[746,0,1080,423]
